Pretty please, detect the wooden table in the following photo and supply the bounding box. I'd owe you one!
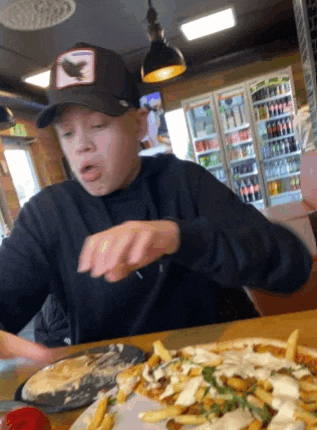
[2,309,317,429]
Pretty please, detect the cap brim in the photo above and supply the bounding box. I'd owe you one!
[36,93,130,129]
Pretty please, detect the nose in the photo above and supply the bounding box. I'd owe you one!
[74,128,95,154]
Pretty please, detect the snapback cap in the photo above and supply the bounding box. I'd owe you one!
[37,42,140,129]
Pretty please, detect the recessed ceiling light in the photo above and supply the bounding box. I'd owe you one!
[23,70,51,88]
[181,7,236,41]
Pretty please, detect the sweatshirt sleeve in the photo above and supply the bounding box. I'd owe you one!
[169,165,312,294]
[0,198,52,334]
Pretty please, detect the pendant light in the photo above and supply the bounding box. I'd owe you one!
[141,0,186,83]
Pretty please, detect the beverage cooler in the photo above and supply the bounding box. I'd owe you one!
[248,72,302,206]
[181,67,302,209]
[213,85,265,210]
[182,95,230,185]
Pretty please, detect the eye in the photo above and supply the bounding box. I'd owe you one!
[92,123,105,129]
[63,131,73,138]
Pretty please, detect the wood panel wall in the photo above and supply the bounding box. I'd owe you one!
[0,115,66,227]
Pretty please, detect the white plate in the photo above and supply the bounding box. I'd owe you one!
[69,388,168,430]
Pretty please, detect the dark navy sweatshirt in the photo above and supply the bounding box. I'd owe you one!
[0,154,312,344]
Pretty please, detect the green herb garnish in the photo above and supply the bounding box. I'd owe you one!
[108,397,117,405]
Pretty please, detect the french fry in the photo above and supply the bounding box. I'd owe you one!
[254,387,273,407]
[190,367,203,377]
[227,377,248,391]
[86,396,109,430]
[285,329,299,362]
[299,400,317,412]
[174,415,208,425]
[257,380,273,391]
[300,390,317,402]
[147,354,161,368]
[247,395,265,409]
[294,409,317,426]
[153,340,172,361]
[95,413,114,430]
[248,420,263,430]
[195,387,206,402]
[139,406,185,422]
[300,380,317,392]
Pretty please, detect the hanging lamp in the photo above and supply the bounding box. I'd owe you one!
[141,0,186,83]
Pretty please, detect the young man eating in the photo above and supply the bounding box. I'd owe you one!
[0,42,312,360]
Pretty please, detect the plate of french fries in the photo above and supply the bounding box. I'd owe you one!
[71,331,317,429]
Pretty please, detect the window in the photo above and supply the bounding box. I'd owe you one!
[3,142,40,208]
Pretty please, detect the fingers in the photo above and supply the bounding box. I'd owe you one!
[0,330,53,361]
[78,234,116,274]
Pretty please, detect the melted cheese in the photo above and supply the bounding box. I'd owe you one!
[214,350,311,381]
[268,401,304,430]
[209,408,253,430]
[193,348,222,365]
[175,376,203,407]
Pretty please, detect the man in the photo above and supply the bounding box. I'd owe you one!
[0,42,312,361]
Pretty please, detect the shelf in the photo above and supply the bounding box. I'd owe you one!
[227,139,253,148]
[196,147,220,157]
[250,199,264,205]
[224,123,250,134]
[270,189,302,199]
[261,133,295,143]
[230,155,256,164]
[266,171,300,182]
[238,171,259,178]
[257,112,293,124]
[206,164,223,170]
[263,150,301,162]
[253,92,292,106]
[193,133,217,142]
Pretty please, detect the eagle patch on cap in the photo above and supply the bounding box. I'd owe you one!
[55,48,96,89]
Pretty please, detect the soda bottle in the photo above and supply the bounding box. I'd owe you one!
[267,123,273,139]
[271,181,278,195]
[290,177,296,191]
[279,140,285,155]
[264,104,269,119]
[278,100,283,115]
[240,180,248,202]
[268,102,273,118]
[253,177,260,200]
[275,141,280,156]
[277,180,282,194]
[282,98,287,113]
[277,121,283,136]
[276,85,280,96]
[272,122,277,138]
[274,102,279,116]
[247,178,255,202]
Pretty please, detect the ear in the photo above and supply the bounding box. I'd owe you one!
[135,108,149,141]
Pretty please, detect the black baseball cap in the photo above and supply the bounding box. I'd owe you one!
[37,42,140,129]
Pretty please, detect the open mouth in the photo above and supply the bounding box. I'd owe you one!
[80,164,102,182]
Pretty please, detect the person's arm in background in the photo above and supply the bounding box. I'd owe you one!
[169,164,312,294]
[0,197,57,360]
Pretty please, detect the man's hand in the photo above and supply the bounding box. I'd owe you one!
[0,330,61,363]
[78,220,180,283]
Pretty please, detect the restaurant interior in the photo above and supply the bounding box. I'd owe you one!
[1,0,317,428]
[0,0,315,332]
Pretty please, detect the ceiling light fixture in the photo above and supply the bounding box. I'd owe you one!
[181,7,236,41]
[141,0,186,83]
[23,70,51,88]
[0,0,76,31]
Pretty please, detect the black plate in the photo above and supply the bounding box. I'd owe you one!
[14,344,145,414]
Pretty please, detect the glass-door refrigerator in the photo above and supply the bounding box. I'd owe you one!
[247,68,302,206]
[213,85,266,210]
[182,95,230,185]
